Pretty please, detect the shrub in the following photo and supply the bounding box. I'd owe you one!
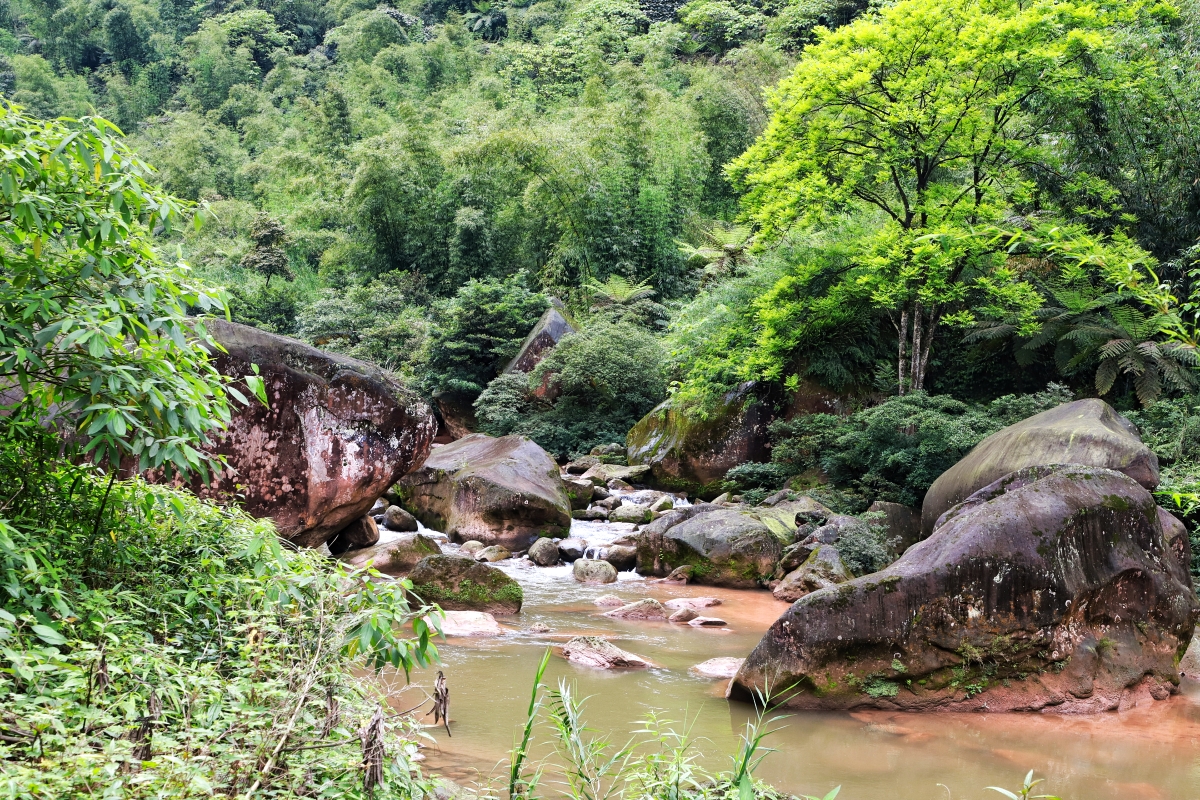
[768,384,1075,507]
[421,273,548,398]
[836,512,897,576]
[475,320,668,458]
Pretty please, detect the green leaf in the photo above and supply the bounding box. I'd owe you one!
[32,624,67,645]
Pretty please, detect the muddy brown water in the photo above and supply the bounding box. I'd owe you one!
[376,520,1200,800]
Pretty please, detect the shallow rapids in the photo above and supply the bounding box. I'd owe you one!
[374,519,1200,800]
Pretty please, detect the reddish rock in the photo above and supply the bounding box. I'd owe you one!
[398,433,571,549]
[170,319,435,549]
[561,636,655,669]
[731,465,1199,713]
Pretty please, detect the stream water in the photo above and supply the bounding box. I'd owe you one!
[375,519,1200,800]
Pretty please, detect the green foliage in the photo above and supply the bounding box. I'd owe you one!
[835,513,896,576]
[475,320,667,457]
[767,385,1074,507]
[0,429,440,799]
[298,271,431,375]
[0,105,250,477]
[423,274,549,398]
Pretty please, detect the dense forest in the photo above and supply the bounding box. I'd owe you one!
[8,0,1200,793]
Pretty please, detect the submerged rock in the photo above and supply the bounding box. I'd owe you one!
[635,508,783,588]
[176,319,436,549]
[772,545,853,603]
[438,610,505,637]
[561,636,655,669]
[408,554,523,614]
[528,537,560,566]
[732,465,1199,712]
[921,399,1159,536]
[594,594,626,607]
[691,657,744,679]
[603,599,668,620]
[668,608,698,623]
[340,532,441,575]
[573,559,618,584]
[664,597,722,610]
[397,433,572,549]
[688,616,726,627]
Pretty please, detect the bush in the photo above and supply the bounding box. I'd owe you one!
[421,274,548,399]
[0,427,440,799]
[474,320,668,458]
[836,512,897,576]
[767,385,1075,507]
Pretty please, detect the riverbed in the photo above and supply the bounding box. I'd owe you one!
[376,520,1200,800]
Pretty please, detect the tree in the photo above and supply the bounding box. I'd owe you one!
[0,103,260,477]
[729,0,1123,392]
[421,274,548,399]
[240,212,293,285]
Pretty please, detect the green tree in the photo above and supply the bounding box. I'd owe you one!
[0,103,259,476]
[240,212,294,285]
[422,274,548,399]
[730,0,1126,392]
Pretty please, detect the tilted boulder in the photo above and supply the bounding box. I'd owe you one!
[921,399,1159,536]
[635,508,783,588]
[179,319,435,549]
[397,433,571,550]
[503,301,576,374]
[407,554,523,614]
[731,465,1199,713]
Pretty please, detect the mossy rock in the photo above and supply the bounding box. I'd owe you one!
[408,554,523,614]
[625,383,772,499]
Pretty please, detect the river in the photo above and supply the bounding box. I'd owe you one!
[375,519,1200,800]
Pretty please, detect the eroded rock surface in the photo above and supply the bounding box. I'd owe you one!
[732,465,1199,712]
[603,599,668,620]
[180,319,436,549]
[398,433,571,550]
[922,399,1159,536]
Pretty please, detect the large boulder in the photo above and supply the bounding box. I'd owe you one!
[731,465,1199,712]
[397,433,572,550]
[626,382,773,499]
[177,319,436,549]
[503,301,576,374]
[340,532,441,574]
[921,399,1159,536]
[407,554,523,614]
[635,508,783,588]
